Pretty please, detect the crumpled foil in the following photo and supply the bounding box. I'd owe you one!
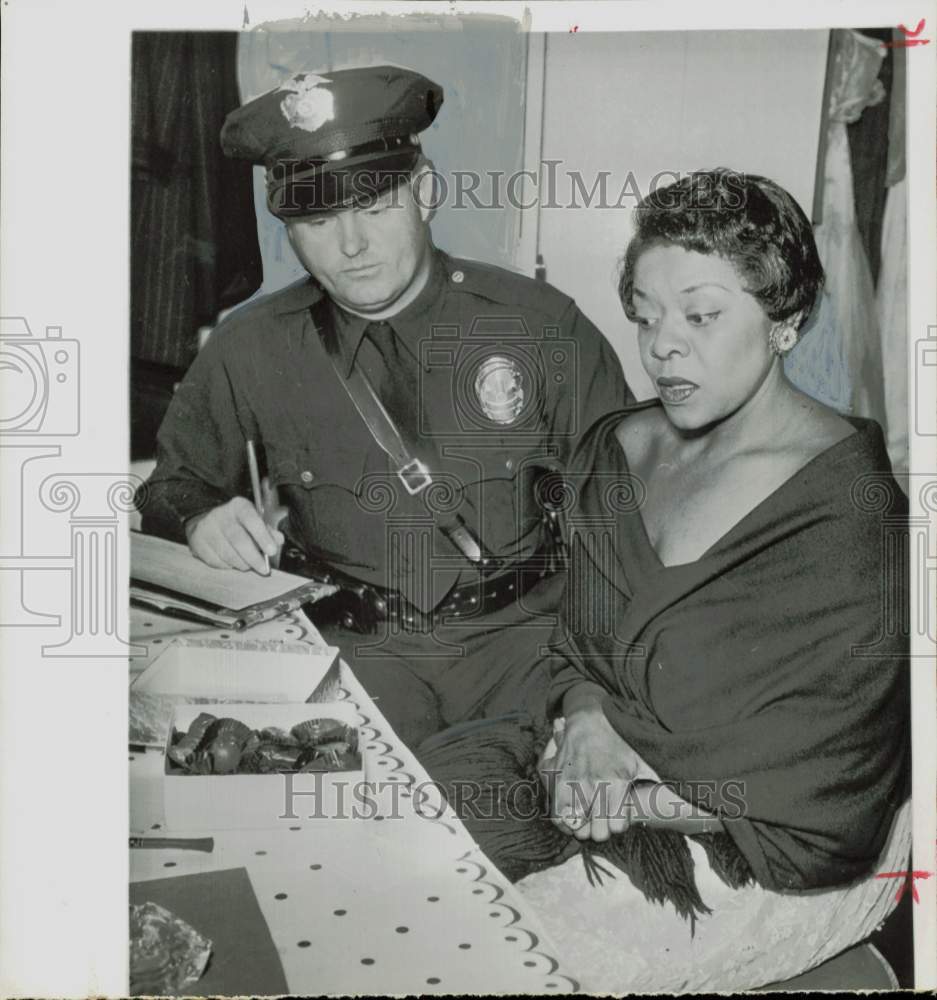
[130,901,212,996]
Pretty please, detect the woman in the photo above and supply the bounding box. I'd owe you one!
[419,169,910,990]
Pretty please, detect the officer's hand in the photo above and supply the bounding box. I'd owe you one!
[185,498,284,575]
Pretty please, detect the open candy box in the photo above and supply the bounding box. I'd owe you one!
[163,702,365,831]
[130,636,341,748]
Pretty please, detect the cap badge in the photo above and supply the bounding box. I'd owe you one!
[279,73,335,133]
[474,356,526,425]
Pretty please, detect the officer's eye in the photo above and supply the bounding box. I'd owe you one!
[633,316,658,330]
[686,311,720,327]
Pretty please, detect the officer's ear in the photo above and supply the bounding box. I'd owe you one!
[410,163,438,225]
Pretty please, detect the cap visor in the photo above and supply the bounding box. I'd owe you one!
[270,149,420,217]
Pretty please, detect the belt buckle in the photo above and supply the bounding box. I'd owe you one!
[398,458,432,496]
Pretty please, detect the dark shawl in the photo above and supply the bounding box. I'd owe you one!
[549,402,910,893]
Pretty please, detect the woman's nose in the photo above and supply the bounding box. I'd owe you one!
[337,212,367,257]
[650,314,689,360]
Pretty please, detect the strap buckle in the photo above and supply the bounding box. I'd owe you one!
[398,458,432,495]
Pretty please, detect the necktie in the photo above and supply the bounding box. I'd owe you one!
[358,320,464,608]
[360,320,420,435]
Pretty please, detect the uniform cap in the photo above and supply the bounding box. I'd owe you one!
[221,64,444,218]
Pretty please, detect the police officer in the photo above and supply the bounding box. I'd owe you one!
[138,65,630,745]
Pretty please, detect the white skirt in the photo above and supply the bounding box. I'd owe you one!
[516,799,912,993]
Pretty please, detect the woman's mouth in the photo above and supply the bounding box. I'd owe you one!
[656,377,698,404]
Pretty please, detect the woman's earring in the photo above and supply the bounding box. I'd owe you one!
[768,323,799,356]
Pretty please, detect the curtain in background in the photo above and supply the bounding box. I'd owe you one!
[876,40,908,477]
[785,29,890,446]
[131,32,262,368]
[846,28,894,286]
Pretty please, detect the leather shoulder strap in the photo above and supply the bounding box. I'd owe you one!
[310,299,495,569]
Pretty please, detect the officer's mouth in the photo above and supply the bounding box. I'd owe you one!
[343,264,381,277]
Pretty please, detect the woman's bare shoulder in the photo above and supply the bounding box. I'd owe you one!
[613,402,670,467]
[790,393,857,462]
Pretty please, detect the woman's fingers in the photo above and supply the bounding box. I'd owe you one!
[573,819,595,842]
[607,811,630,837]
[553,775,603,840]
[553,776,635,841]
[553,803,589,835]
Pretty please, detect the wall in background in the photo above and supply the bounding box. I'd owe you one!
[532,30,829,398]
[235,26,828,401]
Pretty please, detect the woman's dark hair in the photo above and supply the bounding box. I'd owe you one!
[619,168,824,329]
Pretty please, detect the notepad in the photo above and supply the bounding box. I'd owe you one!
[131,531,337,629]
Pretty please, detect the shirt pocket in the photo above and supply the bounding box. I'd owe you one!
[265,444,364,495]
[264,444,382,567]
[453,445,556,554]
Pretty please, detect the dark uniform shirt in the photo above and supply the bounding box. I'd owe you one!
[139,248,630,611]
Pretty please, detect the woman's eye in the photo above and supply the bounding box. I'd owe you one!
[634,316,657,330]
[686,311,720,327]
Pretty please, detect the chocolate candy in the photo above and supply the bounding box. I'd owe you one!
[207,738,243,773]
[201,718,252,774]
[258,726,298,746]
[242,743,304,773]
[291,718,351,746]
[167,712,217,767]
[170,716,357,774]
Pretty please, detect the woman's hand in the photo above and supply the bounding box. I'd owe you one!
[541,699,659,843]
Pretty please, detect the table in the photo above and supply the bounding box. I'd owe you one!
[129,607,581,994]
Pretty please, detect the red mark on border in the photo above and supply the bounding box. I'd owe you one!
[874,869,933,903]
[882,19,930,47]
[569,25,579,33]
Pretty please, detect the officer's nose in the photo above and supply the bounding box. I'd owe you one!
[337,211,367,258]
[649,312,689,361]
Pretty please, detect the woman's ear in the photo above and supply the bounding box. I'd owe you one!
[787,309,806,331]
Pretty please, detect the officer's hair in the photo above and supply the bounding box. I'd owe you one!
[618,168,824,330]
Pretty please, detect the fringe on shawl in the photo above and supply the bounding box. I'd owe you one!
[418,714,755,929]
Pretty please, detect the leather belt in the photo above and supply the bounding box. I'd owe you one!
[383,555,555,632]
[282,541,559,635]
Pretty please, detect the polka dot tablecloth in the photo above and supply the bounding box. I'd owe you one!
[129,608,580,994]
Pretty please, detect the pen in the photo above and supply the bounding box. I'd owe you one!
[245,438,270,575]
[130,836,214,853]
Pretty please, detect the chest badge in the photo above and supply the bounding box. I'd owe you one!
[474,355,526,425]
